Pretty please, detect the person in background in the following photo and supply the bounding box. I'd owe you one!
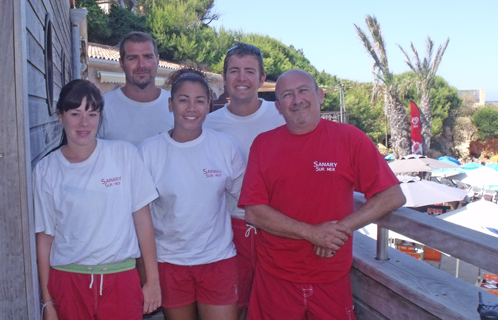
[100,31,173,146]
[139,68,245,320]
[35,79,161,320]
[203,43,285,319]
[239,69,406,320]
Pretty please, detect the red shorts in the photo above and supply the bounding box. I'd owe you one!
[48,268,143,320]
[248,265,356,320]
[159,257,238,309]
[231,217,258,309]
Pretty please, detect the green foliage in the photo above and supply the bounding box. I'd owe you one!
[472,108,498,139]
[344,82,386,144]
[147,0,224,65]
[396,72,461,139]
[429,76,462,138]
[76,0,147,46]
[106,5,148,45]
[77,0,111,43]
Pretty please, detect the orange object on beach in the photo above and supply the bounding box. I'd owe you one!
[491,155,498,163]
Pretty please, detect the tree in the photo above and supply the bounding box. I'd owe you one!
[77,0,147,45]
[355,15,411,158]
[344,81,386,144]
[398,37,449,155]
[146,0,222,65]
[472,108,498,139]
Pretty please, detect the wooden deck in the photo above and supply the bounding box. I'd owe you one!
[352,193,498,319]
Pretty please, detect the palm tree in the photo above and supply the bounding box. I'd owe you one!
[355,15,411,159]
[398,37,450,155]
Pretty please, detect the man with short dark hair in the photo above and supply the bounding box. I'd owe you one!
[100,31,173,146]
[239,69,406,320]
[204,43,285,319]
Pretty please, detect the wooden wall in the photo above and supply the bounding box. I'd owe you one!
[0,0,71,318]
[0,0,33,318]
[26,0,72,165]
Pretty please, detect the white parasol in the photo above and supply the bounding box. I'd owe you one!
[389,154,460,174]
[398,175,469,208]
[449,167,498,188]
[436,200,498,238]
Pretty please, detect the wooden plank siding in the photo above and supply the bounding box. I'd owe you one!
[0,0,41,317]
[26,0,71,165]
[0,0,71,317]
[0,0,30,313]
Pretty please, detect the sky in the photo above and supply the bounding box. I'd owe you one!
[211,0,498,101]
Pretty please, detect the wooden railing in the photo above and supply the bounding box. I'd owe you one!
[352,193,498,320]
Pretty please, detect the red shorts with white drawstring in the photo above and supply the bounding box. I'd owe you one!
[248,264,356,320]
[47,268,143,320]
[231,217,259,309]
[159,257,238,309]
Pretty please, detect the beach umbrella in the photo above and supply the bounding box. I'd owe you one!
[388,154,460,174]
[450,167,498,188]
[437,156,461,165]
[487,163,498,172]
[436,201,498,238]
[430,167,465,178]
[491,155,498,163]
[398,175,469,208]
[461,162,483,170]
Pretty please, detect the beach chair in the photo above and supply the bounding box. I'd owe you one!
[423,247,442,269]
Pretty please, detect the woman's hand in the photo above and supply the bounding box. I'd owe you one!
[142,281,162,314]
[42,302,58,320]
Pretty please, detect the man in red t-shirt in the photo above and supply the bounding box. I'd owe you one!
[238,69,406,320]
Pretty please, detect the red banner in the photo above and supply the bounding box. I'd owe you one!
[410,101,423,155]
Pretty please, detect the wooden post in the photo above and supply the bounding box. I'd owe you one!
[0,0,39,318]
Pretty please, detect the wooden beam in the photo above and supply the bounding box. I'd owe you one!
[353,233,498,319]
[354,193,498,274]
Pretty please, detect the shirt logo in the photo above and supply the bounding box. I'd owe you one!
[314,161,337,172]
[101,176,122,188]
[203,169,222,178]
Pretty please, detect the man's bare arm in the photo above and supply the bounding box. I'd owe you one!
[245,184,405,254]
[339,184,406,232]
[245,205,352,251]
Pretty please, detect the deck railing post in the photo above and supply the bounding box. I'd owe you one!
[376,226,389,261]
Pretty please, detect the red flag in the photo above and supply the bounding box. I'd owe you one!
[410,101,423,155]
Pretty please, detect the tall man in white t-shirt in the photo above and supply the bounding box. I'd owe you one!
[100,31,173,146]
[204,43,285,319]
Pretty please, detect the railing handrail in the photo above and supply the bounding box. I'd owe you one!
[353,192,498,274]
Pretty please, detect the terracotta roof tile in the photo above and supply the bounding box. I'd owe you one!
[87,42,181,70]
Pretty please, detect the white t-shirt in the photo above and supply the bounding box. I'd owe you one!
[100,88,174,146]
[138,129,246,266]
[203,99,285,219]
[34,139,158,266]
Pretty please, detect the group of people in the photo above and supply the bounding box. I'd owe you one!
[34,31,405,320]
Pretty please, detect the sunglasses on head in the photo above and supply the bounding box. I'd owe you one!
[227,43,263,58]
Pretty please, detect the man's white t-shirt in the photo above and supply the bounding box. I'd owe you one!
[138,129,246,266]
[100,88,174,146]
[34,139,158,266]
[203,99,285,219]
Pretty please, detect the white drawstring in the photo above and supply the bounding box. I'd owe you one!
[245,224,258,237]
[99,274,104,296]
[88,273,103,295]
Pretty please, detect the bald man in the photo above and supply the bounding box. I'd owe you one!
[239,70,405,320]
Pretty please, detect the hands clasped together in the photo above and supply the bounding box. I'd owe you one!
[309,221,353,259]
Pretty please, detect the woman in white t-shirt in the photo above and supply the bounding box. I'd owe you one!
[34,79,161,320]
[138,69,245,320]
